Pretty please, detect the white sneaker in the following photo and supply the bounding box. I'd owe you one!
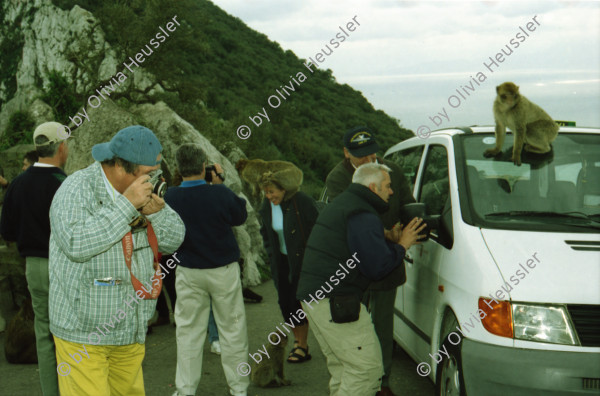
[210,340,221,355]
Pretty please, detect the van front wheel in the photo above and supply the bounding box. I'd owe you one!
[435,320,467,396]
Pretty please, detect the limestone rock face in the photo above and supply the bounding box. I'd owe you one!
[28,99,56,126]
[1,1,156,132]
[0,0,112,131]
[18,4,107,95]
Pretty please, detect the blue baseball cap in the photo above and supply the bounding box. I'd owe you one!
[92,125,162,166]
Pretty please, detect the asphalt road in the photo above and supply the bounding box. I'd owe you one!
[0,280,434,396]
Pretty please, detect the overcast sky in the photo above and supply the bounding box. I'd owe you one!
[210,0,600,135]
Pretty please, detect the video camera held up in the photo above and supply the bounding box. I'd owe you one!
[147,169,167,198]
[205,164,225,183]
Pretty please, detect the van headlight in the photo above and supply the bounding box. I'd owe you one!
[512,304,578,345]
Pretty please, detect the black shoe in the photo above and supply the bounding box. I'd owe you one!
[243,288,263,303]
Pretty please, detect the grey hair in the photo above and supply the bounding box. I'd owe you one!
[176,143,207,177]
[352,163,391,187]
[34,135,62,158]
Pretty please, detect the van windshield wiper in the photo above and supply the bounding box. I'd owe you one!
[485,211,592,220]
[485,211,600,228]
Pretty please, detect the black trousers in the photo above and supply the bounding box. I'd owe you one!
[274,254,307,325]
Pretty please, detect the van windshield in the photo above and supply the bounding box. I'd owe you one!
[459,133,600,232]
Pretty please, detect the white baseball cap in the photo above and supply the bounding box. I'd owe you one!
[33,122,70,147]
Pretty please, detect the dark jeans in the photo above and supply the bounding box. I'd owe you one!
[364,288,397,388]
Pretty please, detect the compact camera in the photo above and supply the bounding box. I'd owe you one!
[147,169,167,198]
[205,165,225,183]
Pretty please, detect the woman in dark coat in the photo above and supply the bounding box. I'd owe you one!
[258,164,318,363]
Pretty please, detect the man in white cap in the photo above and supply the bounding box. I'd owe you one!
[0,121,70,396]
[48,125,185,395]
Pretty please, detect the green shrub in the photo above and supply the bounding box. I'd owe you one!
[39,71,81,124]
[0,111,35,150]
[0,31,24,108]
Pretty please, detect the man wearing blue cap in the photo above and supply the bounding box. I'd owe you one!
[48,125,185,395]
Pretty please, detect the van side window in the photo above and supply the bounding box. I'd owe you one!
[419,145,449,216]
[388,146,424,192]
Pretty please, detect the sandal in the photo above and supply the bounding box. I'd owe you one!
[287,346,312,363]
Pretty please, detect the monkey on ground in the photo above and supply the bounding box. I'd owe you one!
[484,82,559,166]
[4,298,37,363]
[236,159,303,198]
[250,335,291,387]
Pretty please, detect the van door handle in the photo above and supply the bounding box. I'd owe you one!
[404,253,413,264]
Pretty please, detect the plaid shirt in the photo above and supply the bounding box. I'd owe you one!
[48,162,185,345]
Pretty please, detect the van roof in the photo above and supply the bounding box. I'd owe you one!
[424,125,600,137]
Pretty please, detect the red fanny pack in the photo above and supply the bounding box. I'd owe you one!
[121,222,162,299]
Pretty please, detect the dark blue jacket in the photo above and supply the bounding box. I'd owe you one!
[164,180,247,269]
[348,211,405,281]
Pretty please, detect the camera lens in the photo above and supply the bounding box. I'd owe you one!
[154,181,167,198]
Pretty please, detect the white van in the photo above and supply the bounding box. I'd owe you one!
[385,126,600,395]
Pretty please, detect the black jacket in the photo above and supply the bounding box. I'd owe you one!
[297,183,405,302]
[259,191,318,287]
[0,166,66,258]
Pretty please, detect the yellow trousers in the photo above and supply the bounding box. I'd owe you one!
[54,336,145,396]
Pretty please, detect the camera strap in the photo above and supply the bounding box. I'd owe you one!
[121,222,162,299]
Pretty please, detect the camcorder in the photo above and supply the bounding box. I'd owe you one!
[147,169,167,198]
[205,164,225,183]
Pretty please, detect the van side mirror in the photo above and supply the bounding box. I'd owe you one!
[400,202,425,222]
[399,203,443,242]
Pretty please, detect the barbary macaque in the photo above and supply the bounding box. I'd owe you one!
[484,82,559,166]
[236,159,302,197]
[250,335,291,387]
